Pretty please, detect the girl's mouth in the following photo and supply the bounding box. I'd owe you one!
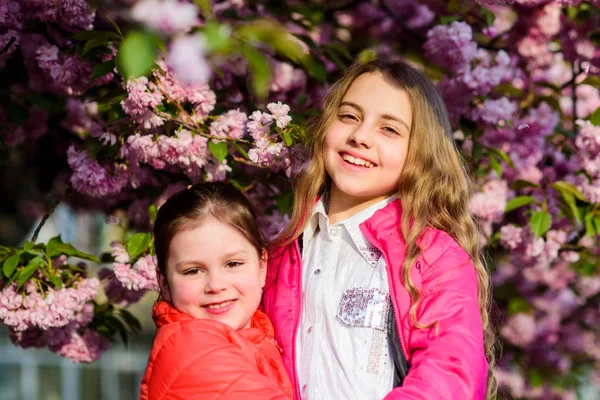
[203,299,236,314]
[341,153,374,168]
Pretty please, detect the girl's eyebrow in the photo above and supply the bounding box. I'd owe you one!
[339,101,410,132]
[173,250,248,269]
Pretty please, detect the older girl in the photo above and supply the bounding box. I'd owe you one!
[263,58,495,399]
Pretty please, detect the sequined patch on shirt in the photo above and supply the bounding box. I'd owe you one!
[336,288,391,331]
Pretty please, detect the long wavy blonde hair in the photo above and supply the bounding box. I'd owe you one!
[274,58,497,398]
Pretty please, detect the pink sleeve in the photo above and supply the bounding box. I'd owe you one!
[385,244,489,400]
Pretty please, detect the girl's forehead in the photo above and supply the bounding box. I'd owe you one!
[340,72,413,127]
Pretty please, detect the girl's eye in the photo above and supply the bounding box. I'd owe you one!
[383,126,400,135]
[226,261,243,268]
[183,268,201,276]
[339,114,358,122]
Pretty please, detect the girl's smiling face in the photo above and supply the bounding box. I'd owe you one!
[161,217,266,330]
[323,71,413,211]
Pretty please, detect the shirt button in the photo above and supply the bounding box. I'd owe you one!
[308,326,312,333]
[302,384,307,392]
[314,268,321,275]
[328,226,340,236]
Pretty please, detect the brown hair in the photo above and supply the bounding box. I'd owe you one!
[153,181,266,282]
[274,58,497,398]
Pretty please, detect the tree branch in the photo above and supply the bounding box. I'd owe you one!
[31,188,72,244]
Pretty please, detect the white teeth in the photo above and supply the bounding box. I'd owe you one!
[342,154,373,168]
[205,300,234,309]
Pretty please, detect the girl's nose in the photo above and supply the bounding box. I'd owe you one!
[348,123,374,148]
[204,270,228,293]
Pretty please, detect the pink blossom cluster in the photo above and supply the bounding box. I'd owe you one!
[113,254,159,292]
[35,43,92,95]
[153,60,217,122]
[0,278,99,332]
[121,76,164,117]
[247,103,293,171]
[210,109,248,140]
[123,129,211,180]
[424,21,478,73]
[167,33,211,85]
[574,120,600,178]
[10,314,110,363]
[99,267,147,306]
[61,99,101,137]
[246,183,292,241]
[426,22,515,124]
[469,178,508,236]
[131,0,199,34]
[22,0,95,30]
[0,0,22,65]
[67,145,130,198]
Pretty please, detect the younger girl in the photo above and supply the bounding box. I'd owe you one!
[140,181,293,400]
[263,58,495,399]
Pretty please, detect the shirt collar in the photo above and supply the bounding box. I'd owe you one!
[302,194,398,265]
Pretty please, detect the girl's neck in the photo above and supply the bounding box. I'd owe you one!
[327,187,394,224]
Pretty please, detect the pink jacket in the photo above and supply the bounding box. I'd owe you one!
[262,199,488,399]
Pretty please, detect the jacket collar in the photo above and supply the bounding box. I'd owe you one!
[152,301,275,339]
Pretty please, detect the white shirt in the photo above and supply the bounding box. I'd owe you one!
[296,195,396,400]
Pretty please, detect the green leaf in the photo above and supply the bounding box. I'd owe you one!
[99,10,123,38]
[508,298,531,315]
[481,8,495,27]
[558,190,581,223]
[229,141,248,159]
[92,59,115,80]
[17,257,44,290]
[238,20,305,64]
[584,214,596,237]
[119,309,142,334]
[530,211,552,238]
[3,254,20,278]
[240,45,271,99]
[203,20,232,53]
[72,30,121,42]
[23,241,33,251]
[49,276,63,289]
[551,181,588,202]
[510,179,541,190]
[589,107,600,126]
[492,84,523,97]
[208,140,228,162]
[275,191,293,214]
[580,76,600,89]
[529,369,544,387]
[301,55,327,82]
[148,204,158,225]
[46,236,100,263]
[115,31,157,80]
[193,0,214,18]
[594,216,600,235]
[282,131,293,147]
[82,33,120,55]
[440,15,461,24]
[126,232,152,261]
[489,154,502,178]
[505,196,536,213]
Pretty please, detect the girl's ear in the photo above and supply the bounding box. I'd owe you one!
[157,269,171,302]
[259,249,268,288]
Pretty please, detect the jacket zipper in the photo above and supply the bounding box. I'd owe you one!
[292,238,302,399]
[362,229,409,363]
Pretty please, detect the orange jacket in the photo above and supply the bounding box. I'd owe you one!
[140,301,293,400]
